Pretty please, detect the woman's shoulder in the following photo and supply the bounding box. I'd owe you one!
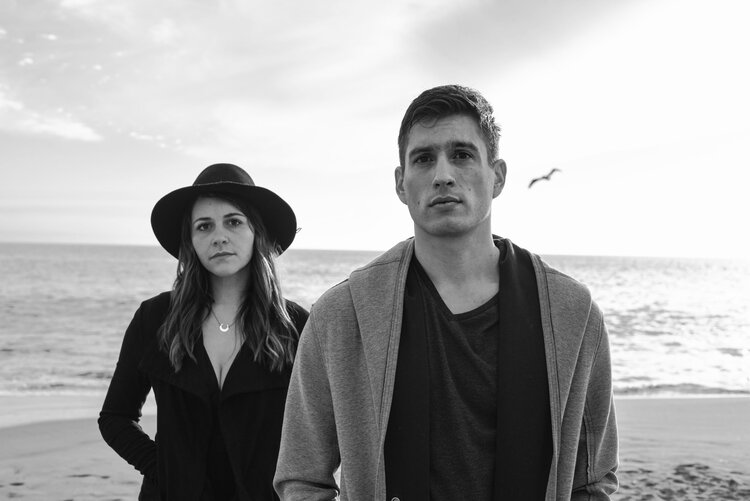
[135,291,172,323]
[140,290,172,309]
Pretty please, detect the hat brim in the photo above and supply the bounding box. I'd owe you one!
[151,181,297,259]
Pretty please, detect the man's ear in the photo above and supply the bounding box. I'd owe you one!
[395,165,407,204]
[492,159,507,198]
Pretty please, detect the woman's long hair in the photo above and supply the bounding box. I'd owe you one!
[157,193,299,373]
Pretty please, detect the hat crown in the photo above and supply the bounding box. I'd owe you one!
[194,163,255,187]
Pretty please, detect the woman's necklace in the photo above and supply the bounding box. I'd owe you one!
[210,308,237,333]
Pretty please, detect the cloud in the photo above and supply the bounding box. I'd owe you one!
[0,89,101,141]
[59,0,137,29]
[7,0,602,156]
[150,18,179,45]
[19,114,101,141]
[60,0,101,6]
[0,92,23,111]
[404,0,635,81]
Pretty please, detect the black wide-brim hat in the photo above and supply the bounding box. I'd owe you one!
[151,163,297,258]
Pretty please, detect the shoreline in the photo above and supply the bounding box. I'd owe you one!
[1,391,747,430]
[0,393,157,430]
[1,395,749,499]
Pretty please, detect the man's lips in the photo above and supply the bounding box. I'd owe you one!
[429,195,461,207]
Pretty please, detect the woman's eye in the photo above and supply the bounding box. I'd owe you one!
[195,223,210,232]
[226,217,244,228]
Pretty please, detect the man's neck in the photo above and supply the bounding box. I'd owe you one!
[413,229,500,313]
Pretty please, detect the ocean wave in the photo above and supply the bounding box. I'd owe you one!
[2,245,748,400]
[615,383,750,397]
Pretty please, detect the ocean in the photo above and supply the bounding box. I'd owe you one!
[0,242,748,398]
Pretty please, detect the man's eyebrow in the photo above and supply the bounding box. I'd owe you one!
[450,140,480,152]
[407,146,434,158]
[408,140,480,158]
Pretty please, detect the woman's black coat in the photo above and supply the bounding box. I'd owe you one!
[99,292,308,500]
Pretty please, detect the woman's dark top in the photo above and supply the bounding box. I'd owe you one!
[98,291,308,501]
[198,343,237,500]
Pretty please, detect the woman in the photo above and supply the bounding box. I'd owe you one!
[99,163,307,500]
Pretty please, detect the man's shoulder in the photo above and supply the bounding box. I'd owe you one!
[540,260,589,293]
[532,256,602,322]
[350,238,412,276]
[510,241,593,307]
[311,239,412,315]
[313,278,355,313]
[317,239,411,298]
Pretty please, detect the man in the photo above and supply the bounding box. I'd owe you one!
[274,85,618,500]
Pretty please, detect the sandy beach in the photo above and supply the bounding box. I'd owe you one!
[0,396,748,500]
[614,397,750,500]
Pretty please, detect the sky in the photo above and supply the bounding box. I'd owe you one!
[1,0,748,258]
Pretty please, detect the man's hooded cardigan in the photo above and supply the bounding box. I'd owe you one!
[274,238,618,500]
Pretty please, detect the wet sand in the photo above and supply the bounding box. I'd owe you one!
[614,397,750,500]
[0,395,748,500]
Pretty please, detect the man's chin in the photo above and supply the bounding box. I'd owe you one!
[415,221,472,239]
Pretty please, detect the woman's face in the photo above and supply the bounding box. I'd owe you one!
[190,196,255,279]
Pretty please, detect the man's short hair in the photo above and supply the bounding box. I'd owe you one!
[398,84,501,166]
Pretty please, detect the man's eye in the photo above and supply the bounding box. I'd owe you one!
[414,154,432,164]
[454,151,473,160]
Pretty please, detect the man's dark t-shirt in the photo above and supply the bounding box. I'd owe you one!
[413,258,499,500]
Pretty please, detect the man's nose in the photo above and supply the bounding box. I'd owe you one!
[433,155,455,187]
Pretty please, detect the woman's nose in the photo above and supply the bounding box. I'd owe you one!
[212,232,229,246]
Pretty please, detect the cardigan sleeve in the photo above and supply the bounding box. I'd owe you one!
[571,313,619,499]
[274,309,340,500]
[98,300,158,480]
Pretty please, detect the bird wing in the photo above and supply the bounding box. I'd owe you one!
[529,168,563,188]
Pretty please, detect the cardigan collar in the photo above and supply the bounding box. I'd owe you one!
[139,338,288,404]
[348,237,552,500]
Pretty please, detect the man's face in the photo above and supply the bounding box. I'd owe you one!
[395,114,506,240]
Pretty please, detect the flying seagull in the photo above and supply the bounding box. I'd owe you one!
[528,168,562,189]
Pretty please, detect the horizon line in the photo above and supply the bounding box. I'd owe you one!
[0,239,746,262]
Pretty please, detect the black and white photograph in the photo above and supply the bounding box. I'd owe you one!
[1,0,748,499]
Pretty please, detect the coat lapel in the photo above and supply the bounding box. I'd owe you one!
[347,239,413,429]
[133,291,213,404]
[378,238,552,500]
[220,345,290,401]
[139,344,212,404]
[384,260,430,501]
[493,241,552,500]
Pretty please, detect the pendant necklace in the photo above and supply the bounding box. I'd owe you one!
[210,309,236,333]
